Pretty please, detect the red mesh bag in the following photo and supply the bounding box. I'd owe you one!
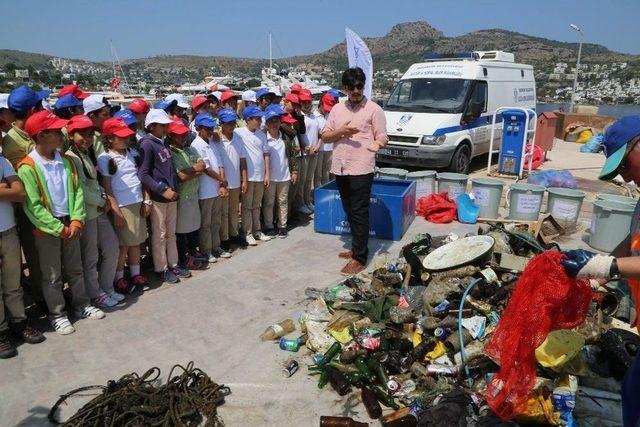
[484,250,592,420]
[416,193,457,223]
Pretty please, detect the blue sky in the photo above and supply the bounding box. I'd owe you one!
[0,0,637,61]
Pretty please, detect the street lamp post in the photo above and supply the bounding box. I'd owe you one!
[569,24,584,113]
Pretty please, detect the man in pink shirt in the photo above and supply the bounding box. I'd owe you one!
[321,67,388,275]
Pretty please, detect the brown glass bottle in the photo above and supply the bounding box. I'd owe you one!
[319,415,369,427]
[361,388,382,419]
[380,407,418,427]
[325,366,352,396]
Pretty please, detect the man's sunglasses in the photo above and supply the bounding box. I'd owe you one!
[346,83,364,91]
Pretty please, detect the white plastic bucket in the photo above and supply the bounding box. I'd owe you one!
[437,172,468,200]
[407,170,436,199]
[471,178,504,219]
[507,183,545,221]
[546,187,586,226]
[377,167,408,180]
[589,199,635,252]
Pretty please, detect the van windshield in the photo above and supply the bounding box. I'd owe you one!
[385,78,472,113]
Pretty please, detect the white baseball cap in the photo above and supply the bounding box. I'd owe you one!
[164,93,189,109]
[213,91,222,102]
[242,90,256,103]
[83,94,108,115]
[144,109,172,128]
[0,94,9,109]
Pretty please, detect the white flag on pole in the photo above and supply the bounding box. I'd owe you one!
[345,27,373,99]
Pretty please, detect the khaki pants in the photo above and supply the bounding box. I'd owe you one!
[16,208,43,303]
[34,231,89,318]
[242,181,265,235]
[80,214,120,298]
[292,157,306,210]
[263,181,290,229]
[316,151,333,185]
[303,154,318,205]
[221,187,240,241]
[150,201,179,273]
[0,227,25,331]
[199,197,222,253]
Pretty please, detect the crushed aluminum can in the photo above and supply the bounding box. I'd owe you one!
[426,363,459,377]
[434,299,450,313]
[282,360,299,377]
[386,379,401,395]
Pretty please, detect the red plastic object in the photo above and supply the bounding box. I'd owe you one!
[524,144,544,171]
[416,193,457,223]
[484,251,592,420]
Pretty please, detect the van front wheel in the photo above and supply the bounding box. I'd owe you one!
[448,144,471,174]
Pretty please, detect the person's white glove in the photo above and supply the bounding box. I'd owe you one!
[561,250,615,280]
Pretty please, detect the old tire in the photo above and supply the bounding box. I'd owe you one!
[601,328,640,380]
[447,144,471,174]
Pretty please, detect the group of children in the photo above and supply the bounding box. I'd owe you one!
[0,83,338,358]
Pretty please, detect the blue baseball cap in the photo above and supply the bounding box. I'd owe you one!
[255,88,275,100]
[113,109,138,126]
[154,99,177,111]
[242,105,264,120]
[36,90,50,101]
[599,116,640,180]
[54,94,83,110]
[264,105,285,122]
[8,85,40,113]
[217,108,238,124]
[328,89,340,99]
[194,112,217,128]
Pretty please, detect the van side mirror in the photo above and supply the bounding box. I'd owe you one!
[463,101,483,123]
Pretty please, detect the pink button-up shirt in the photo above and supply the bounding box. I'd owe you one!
[323,98,388,176]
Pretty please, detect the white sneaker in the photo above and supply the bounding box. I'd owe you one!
[245,234,258,246]
[77,305,105,320]
[94,291,118,308]
[108,291,125,302]
[297,205,312,215]
[213,247,232,259]
[254,232,272,242]
[51,316,75,335]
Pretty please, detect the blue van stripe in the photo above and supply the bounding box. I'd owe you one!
[433,114,504,136]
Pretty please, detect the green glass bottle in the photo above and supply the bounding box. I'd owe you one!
[366,358,389,386]
[318,342,342,366]
[370,385,400,410]
[354,357,376,383]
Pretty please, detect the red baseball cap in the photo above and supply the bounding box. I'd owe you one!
[289,84,303,94]
[281,114,297,125]
[168,119,190,135]
[102,118,135,138]
[284,93,300,104]
[220,91,240,104]
[192,95,209,110]
[321,93,337,112]
[66,114,94,133]
[57,84,90,100]
[128,98,150,114]
[298,89,313,102]
[24,110,69,138]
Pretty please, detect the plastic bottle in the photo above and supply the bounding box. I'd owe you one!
[326,366,352,396]
[361,388,382,419]
[259,319,295,341]
[319,416,368,427]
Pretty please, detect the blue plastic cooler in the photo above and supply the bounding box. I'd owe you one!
[314,178,416,241]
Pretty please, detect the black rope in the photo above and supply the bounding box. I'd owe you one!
[48,362,231,427]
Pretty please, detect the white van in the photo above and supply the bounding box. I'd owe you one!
[378,51,536,173]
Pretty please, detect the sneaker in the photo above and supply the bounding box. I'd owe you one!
[131,274,148,291]
[254,231,273,242]
[245,234,258,246]
[277,227,288,238]
[0,331,17,358]
[202,252,218,263]
[115,277,135,295]
[170,266,192,278]
[192,251,209,262]
[212,247,232,259]
[77,305,105,320]
[340,259,366,276]
[184,256,209,270]
[9,321,45,344]
[94,291,118,308]
[264,228,278,237]
[220,240,232,252]
[297,205,312,215]
[107,291,125,302]
[51,316,75,335]
[231,235,248,247]
[158,269,180,284]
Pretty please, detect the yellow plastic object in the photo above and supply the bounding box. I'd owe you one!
[514,389,561,425]
[426,341,447,360]
[535,330,585,368]
[576,129,594,144]
[328,326,353,344]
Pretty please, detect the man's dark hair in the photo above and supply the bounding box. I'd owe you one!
[54,108,72,119]
[10,109,29,120]
[342,67,366,87]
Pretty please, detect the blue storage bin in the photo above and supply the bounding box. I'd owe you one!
[314,178,416,241]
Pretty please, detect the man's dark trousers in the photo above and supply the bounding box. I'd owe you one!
[336,173,373,265]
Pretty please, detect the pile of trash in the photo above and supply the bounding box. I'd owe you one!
[261,228,639,426]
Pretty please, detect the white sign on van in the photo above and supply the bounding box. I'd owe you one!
[406,63,464,78]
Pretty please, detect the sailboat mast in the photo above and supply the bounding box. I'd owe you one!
[269,32,273,71]
[110,39,131,93]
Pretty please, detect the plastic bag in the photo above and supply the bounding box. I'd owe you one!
[524,144,545,171]
[527,170,577,189]
[580,134,603,153]
[577,129,594,143]
[416,193,457,223]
